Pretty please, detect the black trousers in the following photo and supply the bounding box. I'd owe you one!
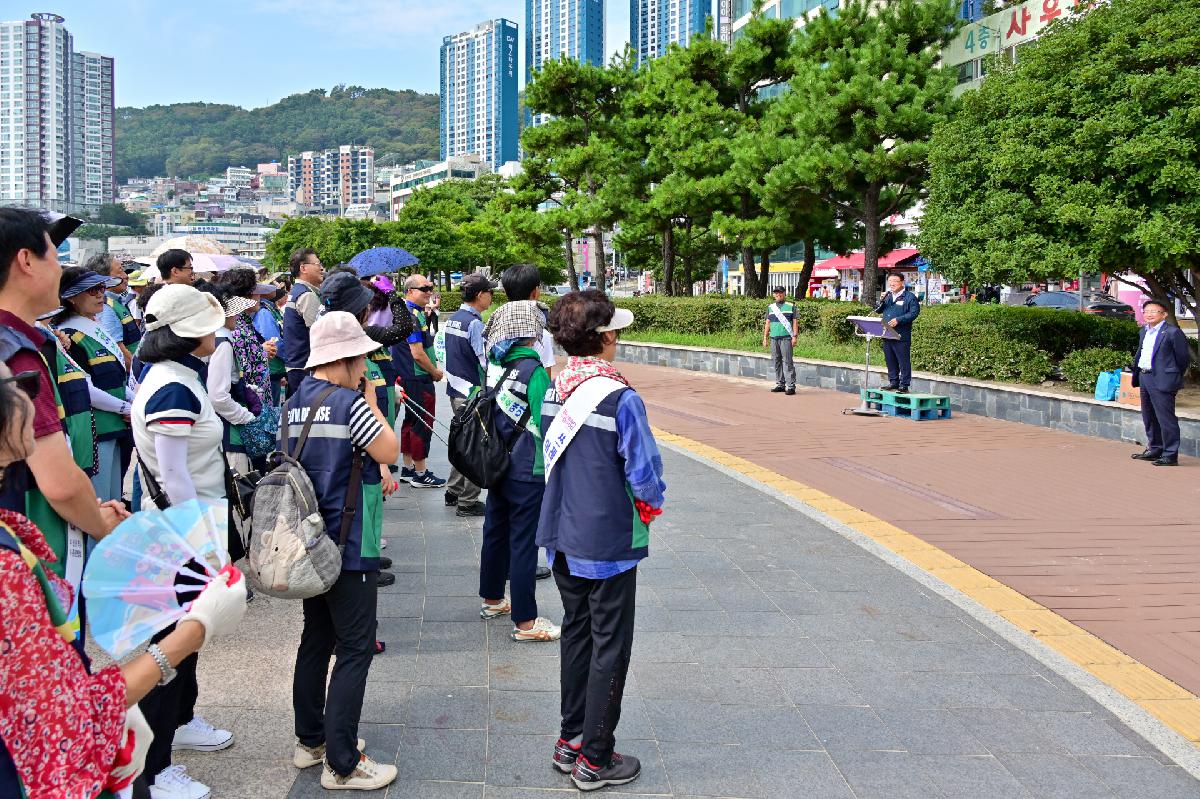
[294,570,377,776]
[480,476,543,624]
[139,624,200,781]
[882,337,912,388]
[554,552,637,766]
[1139,373,1181,459]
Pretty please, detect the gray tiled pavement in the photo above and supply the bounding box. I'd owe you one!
[180,415,1199,798]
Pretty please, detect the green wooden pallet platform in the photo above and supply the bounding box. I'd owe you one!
[860,389,952,420]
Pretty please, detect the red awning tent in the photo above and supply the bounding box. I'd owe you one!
[817,248,922,271]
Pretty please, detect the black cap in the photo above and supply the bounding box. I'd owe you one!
[772,286,786,293]
[461,272,498,295]
[320,271,373,316]
[43,212,83,246]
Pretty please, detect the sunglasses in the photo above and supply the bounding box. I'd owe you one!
[1,370,40,401]
[83,284,107,297]
[416,285,435,292]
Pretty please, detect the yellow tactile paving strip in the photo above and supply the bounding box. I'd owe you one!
[654,427,1200,746]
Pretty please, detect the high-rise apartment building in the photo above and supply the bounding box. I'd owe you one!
[631,0,711,66]
[440,19,519,170]
[0,13,115,214]
[287,145,375,213]
[525,0,605,126]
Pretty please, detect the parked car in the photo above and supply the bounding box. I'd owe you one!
[1025,291,1135,320]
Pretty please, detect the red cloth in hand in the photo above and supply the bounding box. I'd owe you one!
[634,500,662,525]
[104,728,137,792]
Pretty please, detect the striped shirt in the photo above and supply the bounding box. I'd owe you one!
[347,396,383,450]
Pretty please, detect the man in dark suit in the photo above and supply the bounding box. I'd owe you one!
[874,273,921,393]
[1131,299,1192,466]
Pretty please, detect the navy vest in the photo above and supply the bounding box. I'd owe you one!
[281,282,315,370]
[284,377,383,572]
[535,385,651,561]
[444,307,484,400]
[491,356,544,483]
[213,335,250,454]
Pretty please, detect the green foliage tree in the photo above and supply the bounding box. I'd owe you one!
[116,87,439,180]
[765,0,960,307]
[522,56,634,293]
[920,0,1200,322]
[92,203,146,231]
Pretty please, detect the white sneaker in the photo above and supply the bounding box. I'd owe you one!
[293,737,367,769]
[172,716,234,752]
[149,765,211,799]
[511,616,561,642]
[320,753,398,790]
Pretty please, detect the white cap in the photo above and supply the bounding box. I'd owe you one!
[144,284,225,339]
[596,307,634,333]
[305,311,380,369]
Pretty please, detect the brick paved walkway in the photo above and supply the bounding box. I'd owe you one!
[623,363,1200,701]
[172,388,1198,797]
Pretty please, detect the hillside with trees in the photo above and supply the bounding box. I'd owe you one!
[115,85,440,180]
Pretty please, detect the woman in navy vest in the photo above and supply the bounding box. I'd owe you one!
[478,298,560,642]
[538,290,666,792]
[286,311,400,792]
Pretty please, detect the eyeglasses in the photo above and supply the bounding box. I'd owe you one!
[1,370,40,401]
[83,284,107,296]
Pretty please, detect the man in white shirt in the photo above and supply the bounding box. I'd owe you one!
[1131,299,1192,466]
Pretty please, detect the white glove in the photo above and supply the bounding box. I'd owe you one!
[109,705,152,789]
[180,567,248,647]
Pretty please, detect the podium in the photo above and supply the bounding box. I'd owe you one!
[844,316,897,417]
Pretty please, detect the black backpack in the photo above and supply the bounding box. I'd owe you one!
[447,364,530,488]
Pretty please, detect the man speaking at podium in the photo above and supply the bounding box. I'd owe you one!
[874,273,921,393]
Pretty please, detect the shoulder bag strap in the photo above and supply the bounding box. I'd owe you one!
[288,384,341,460]
[136,453,171,510]
[337,450,365,549]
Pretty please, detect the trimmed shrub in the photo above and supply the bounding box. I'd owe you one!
[911,332,1054,384]
[914,304,1137,358]
[1060,348,1132,393]
[818,301,873,343]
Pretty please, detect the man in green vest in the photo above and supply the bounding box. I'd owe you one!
[762,286,799,395]
[0,210,128,573]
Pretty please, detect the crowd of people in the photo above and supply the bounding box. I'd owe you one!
[0,207,666,798]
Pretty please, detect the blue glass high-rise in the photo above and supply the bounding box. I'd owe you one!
[440,19,520,169]
[525,0,606,126]
[631,0,711,67]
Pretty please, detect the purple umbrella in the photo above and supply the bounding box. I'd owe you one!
[349,247,420,278]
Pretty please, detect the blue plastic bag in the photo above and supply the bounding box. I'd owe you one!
[1094,369,1121,401]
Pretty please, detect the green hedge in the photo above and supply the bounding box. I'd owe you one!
[1059,348,1132,393]
[911,333,1055,384]
[912,304,1137,358]
[428,292,1137,388]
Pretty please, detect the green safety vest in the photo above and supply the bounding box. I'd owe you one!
[64,331,128,441]
[52,343,98,475]
[365,357,397,429]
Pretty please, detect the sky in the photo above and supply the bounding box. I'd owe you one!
[17,1,634,108]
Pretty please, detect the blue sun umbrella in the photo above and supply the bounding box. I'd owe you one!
[348,246,420,278]
[83,499,230,659]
